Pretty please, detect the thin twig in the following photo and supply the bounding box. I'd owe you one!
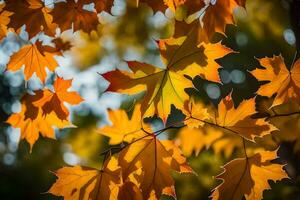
[267,111,300,119]
[99,109,300,164]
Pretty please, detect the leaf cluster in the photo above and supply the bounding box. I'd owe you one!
[3,0,298,199]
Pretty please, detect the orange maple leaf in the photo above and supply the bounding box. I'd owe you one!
[49,156,121,200]
[176,0,246,42]
[0,3,12,41]
[201,0,245,38]
[119,134,193,199]
[6,40,61,83]
[33,76,84,120]
[5,0,56,38]
[212,150,288,200]
[213,97,277,141]
[251,55,300,107]
[6,91,72,150]
[50,0,99,33]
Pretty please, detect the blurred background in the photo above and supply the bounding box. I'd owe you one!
[0,0,300,199]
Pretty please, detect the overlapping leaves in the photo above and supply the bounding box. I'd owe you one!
[6,76,83,150]
[2,0,293,200]
[51,105,194,199]
[2,0,114,39]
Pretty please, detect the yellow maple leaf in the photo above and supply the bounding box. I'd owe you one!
[158,27,233,82]
[183,99,209,128]
[49,156,121,200]
[103,28,231,122]
[98,104,151,145]
[212,150,288,200]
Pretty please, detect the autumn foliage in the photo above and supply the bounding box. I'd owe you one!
[4,0,300,199]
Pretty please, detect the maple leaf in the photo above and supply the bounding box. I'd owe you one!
[177,126,222,156]
[177,0,246,42]
[94,0,114,13]
[33,76,84,120]
[81,0,114,13]
[132,0,185,13]
[119,134,193,199]
[201,0,245,38]
[213,96,277,141]
[103,27,231,121]
[98,104,151,145]
[50,0,99,33]
[212,150,288,200]
[0,3,12,41]
[52,37,73,52]
[6,40,61,83]
[172,20,209,44]
[251,55,300,107]
[159,28,233,82]
[183,99,209,128]
[6,91,71,150]
[5,0,56,38]
[49,156,121,200]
